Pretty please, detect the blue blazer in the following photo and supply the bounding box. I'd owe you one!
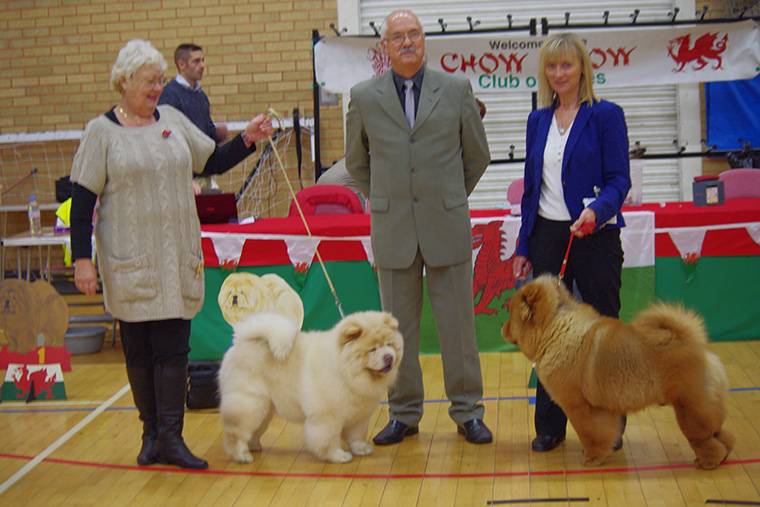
[516,99,631,258]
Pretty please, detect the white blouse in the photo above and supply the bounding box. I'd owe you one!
[538,114,573,221]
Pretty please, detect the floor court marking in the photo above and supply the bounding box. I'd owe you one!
[0,387,755,413]
[1,452,758,480]
[0,383,130,496]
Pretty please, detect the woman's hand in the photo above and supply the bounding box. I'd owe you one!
[242,115,275,146]
[513,255,532,280]
[571,207,597,238]
[74,258,99,297]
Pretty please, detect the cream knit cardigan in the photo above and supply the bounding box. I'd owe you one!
[70,105,215,322]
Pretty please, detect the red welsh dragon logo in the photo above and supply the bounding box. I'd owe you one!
[472,221,516,315]
[367,43,391,76]
[12,364,57,399]
[668,32,728,72]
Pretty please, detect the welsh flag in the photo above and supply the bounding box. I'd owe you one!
[2,363,67,401]
[419,210,655,353]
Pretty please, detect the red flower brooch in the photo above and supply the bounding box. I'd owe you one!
[162,130,172,138]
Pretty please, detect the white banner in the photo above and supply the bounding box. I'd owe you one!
[315,20,760,94]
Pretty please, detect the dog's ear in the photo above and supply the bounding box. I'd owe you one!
[518,283,542,322]
[383,312,399,331]
[338,319,364,346]
[520,281,558,326]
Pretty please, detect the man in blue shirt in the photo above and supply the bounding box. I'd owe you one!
[159,44,228,190]
[159,44,228,144]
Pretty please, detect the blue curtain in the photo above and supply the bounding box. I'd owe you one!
[706,74,760,151]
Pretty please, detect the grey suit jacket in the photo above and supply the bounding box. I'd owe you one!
[345,67,490,270]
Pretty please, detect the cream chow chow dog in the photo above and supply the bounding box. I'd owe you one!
[218,310,404,464]
[217,272,304,327]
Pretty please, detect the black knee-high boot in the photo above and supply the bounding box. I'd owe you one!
[126,367,157,466]
[154,363,208,469]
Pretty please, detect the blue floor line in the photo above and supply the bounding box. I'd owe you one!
[1,386,756,413]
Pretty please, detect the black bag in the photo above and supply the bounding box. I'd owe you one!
[55,175,73,203]
[186,361,221,409]
[726,142,760,169]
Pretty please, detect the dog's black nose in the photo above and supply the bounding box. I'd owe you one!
[232,295,238,306]
[383,354,394,366]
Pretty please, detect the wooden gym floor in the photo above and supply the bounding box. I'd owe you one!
[1,338,759,506]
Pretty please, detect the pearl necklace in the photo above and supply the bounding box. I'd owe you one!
[118,106,145,126]
[556,103,578,135]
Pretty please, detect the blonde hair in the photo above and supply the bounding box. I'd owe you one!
[109,39,167,93]
[537,32,598,108]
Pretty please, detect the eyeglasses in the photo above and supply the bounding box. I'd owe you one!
[133,76,170,88]
[387,30,423,46]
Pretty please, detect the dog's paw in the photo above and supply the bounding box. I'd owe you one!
[582,456,604,467]
[224,434,255,464]
[325,449,354,463]
[349,441,373,456]
[232,451,254,464]
[693,446,728,470]
[582,450,608,467]
[692,433,732,470]
[694,456,721,470]
[248,439,262,452]
[716,429,735,455]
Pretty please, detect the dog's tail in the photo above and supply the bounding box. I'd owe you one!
[632,302,708,347]
[232,311,299,361]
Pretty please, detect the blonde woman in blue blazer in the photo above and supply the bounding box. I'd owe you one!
[513,32,632,453]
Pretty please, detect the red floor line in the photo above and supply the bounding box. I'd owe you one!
[1,452,758,479]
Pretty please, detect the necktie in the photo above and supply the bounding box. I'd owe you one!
[404,79,415,128]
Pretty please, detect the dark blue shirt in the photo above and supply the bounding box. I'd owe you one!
[392,67,424,120]
[158,79,220,142]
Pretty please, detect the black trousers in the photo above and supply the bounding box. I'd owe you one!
[119,319,192,369]
[530,216,623,437]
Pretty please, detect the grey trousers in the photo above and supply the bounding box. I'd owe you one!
[377,249,485,426]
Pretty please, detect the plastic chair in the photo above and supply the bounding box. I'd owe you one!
[718,169,760,199]
[507,178,524,205]
[288,184,365,216]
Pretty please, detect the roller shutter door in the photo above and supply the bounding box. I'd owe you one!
[345,0,689,207]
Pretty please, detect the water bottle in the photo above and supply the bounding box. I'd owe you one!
[28,194,41,236]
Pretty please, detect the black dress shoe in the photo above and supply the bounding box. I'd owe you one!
[531,434,565,452]
[373,420,419,445]
[457,419,493,444]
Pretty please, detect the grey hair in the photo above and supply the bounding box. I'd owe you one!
[379,10,420,40]
[109,39,168,93]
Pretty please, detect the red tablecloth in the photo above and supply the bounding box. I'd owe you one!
[624,198,760,257]
[201,209,514,267]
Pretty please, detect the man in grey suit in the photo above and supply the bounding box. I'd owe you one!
[345,10,492,445]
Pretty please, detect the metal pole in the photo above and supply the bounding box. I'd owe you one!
[312,29,324,181]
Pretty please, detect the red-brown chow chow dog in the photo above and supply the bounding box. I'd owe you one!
[501,274,734,469]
